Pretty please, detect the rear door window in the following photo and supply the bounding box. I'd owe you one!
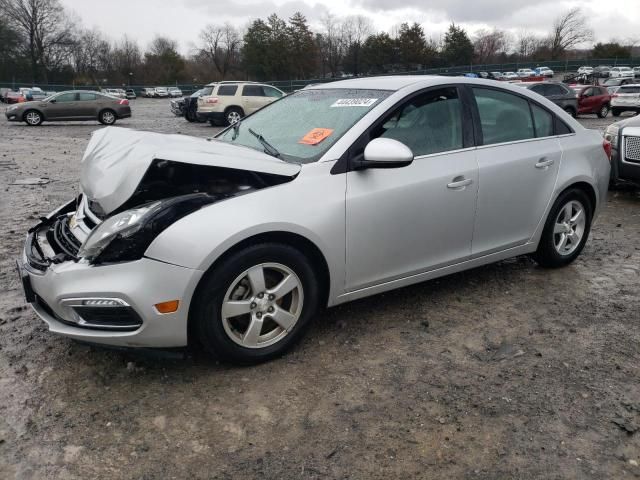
[473,88,535,145]
[217,85,238,96]
[78,93,97,101]
[54,92,77,102]
[243,85,265,96]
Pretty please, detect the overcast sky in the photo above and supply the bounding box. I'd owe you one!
[60,0,639,53]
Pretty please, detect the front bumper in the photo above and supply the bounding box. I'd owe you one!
[5,110,19,121]
[19,204,203,348]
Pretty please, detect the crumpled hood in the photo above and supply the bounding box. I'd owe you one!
[80,127,300,214]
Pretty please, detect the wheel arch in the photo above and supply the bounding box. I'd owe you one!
[224,105,244,115]
[186,230,331,346]
[22,108,45,121]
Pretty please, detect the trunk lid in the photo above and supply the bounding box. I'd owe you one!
[80,127,301,215]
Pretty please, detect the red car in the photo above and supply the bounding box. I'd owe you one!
[4,91,25,104]
[572,85,611,118]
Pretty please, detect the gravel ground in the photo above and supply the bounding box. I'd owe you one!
[1,99,639,479]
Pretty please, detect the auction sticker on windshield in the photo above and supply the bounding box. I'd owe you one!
[299,128,334,145]
[331,98,378,107]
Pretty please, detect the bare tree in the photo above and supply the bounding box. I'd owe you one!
[549,8,593,59]
[0,0,76,82]
[516,30,540,59]
[473,29,509,64]
[199,23,241,79]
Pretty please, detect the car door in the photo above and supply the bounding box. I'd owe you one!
[470,86,561,256]
[41,92,78,119]
[579,87,595,113]
[241,85,265,114]
[76,92,99,118]
[345,86,478,291]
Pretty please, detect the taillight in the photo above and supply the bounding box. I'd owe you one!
[603,138,612,161]
[119,99,129,105]
[206,97,219,104]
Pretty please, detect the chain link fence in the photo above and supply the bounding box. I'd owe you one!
[2,57,638,94]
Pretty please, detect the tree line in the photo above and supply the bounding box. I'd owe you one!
[0,0,638,86]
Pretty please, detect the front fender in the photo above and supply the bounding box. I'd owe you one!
[144,161,346,302]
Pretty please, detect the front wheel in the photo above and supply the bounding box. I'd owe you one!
[564,106,576,118]
[612,108,621,117]
[597,104,609,118]
[532,189,593,268]
[23,110,43,126]
[192,243,320,364]
[224,107,243,126]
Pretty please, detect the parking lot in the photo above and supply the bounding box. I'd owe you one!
[0,98,639,479]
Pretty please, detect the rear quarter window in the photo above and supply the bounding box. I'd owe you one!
[619,86,640,94]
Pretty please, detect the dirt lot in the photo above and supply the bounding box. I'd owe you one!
[1,99,639,479]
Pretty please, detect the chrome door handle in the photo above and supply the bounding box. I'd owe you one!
[447,177,473,189]
[535,158,554,169]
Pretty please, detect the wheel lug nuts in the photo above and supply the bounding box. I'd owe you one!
[258,292,264,299]
[268,306,274,313]
[268,294,275,300]
[250,302,257,309]
[256,312,262,318]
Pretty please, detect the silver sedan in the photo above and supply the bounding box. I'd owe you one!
[19,76,611,364]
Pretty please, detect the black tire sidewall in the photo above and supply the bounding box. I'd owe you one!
[192,243,320,364]
[598,105,608,118]
[24,110,42,126]
[99,109,116,125]
[225,107,243,126]
[533,189,593,268]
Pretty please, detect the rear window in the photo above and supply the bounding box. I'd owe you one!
[619,86,640,94]
[217,85,238,96]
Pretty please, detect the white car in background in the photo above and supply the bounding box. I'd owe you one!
[609,67,634,79]
[503,72,519,80]
[168,87,183,98]
[517,68,535,78]
[104,88,126,99]
[536,66,554,78]
[154,87,169,98]
[633,67,640,78]
[577,66,594,75]
[611,84,640,116]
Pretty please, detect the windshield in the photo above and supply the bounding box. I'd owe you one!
[216,88,392,164]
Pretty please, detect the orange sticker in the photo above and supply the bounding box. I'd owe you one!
[299,128,334,145]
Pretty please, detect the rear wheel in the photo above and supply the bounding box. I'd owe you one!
[612,108,622,117]
[224,107,243,126]
[192,243,320,364]
[23,110,42,126]
[563,106,576,118]
[597,104,609,118]
[532,188,593,268]
[98,109,117,125]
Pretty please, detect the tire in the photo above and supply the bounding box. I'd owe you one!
[597,104,609,118]
[224,107,244,126]
[563,106,576,118]
[98,109,117,125]
[185,108,196,122]
[612,108,621,117]
[532,188,593,268]
[23,109,43,126]
[192,243,320,364]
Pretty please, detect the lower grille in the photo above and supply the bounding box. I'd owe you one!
[624,136,640,163]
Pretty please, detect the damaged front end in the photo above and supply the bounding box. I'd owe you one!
[25,161,294,270]
[24,127,300,271]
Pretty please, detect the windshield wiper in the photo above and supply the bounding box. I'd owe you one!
[248,128,281,159]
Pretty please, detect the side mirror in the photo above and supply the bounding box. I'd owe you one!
[353,138,414,170]
[49,98,56,103]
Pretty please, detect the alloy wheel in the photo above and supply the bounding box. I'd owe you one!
[227,110,241,124]
[102,111,115,124]
[553,200,586,256]
[26,111,41,125]
[221,262,304,349]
